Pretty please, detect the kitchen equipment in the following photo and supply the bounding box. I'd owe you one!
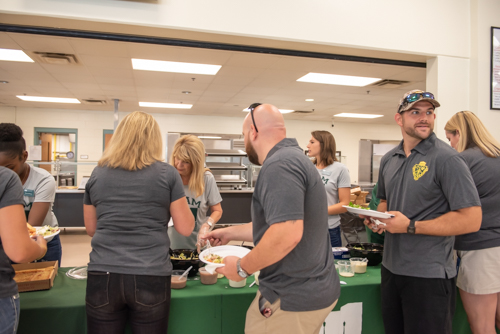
[346,243,383,266]
[170,249,201,277]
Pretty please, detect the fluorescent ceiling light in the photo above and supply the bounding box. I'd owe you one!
[305,99,314,102]
[198,136,222,139]
[0,48,34,62]
[334,113,383,119]
[132,58,221,75]
[139,102,192,109]
[297,73,381,87]
[16,96,80,103]
[242,108,294,114]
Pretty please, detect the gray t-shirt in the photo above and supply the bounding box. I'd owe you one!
[23,166,58,227]
[252,138,340,312]
[84,161,185,276]
[455,147,500,250]
[0,167,23,298]
[378,133,481,279]
[317,162,351,229]
[168,171,222,249]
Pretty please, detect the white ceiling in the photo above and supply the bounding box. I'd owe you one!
[0,32,427,124]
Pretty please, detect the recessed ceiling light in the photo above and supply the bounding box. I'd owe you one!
[132,58,221,75]
[198,136,222,139]
[182,91,191,94]
[0,48,34,62]
[0,80,8,84]
[297,73,381,87]
[242,108,295,114]
[16,95,80,103]
[334,113,383,119]
[139,102,193,109]
[305,99,314,102]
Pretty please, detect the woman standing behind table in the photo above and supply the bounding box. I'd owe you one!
[307,131,351,247]
[168,135,223,251]
[445,111,500,334]
[0,167,47,334]
[0,123,61,265]
[83,111,194,334]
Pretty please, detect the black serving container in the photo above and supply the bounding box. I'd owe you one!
[346,243,383,266]
[169,249,201,277]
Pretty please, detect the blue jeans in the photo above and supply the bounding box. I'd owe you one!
[0,293,20,334]
[36,234,62,266]
[86,272,171,334]
[329,226,342,248]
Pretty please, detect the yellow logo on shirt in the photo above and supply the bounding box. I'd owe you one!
[412,161,429,180]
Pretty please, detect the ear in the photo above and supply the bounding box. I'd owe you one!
[394,113,403,127]
[250,124,258,141]
[22,150,28,163]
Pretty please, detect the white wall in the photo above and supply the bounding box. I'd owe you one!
[2,106,401,184]
[0,0,470,58]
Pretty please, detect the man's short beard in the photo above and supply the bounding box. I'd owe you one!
[245,139,260,166]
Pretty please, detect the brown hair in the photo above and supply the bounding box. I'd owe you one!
[311,130,338,166]
[445,111,500,157]
[98,111,163,170]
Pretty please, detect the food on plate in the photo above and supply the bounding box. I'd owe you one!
[14,268,54,282]
[170,252,198,261]
[28,224,59,238]
[348,202,368,210]
[204,253,224,264]
[27,223,36,236]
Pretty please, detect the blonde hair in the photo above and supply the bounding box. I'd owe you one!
[98,111,163,170]
[170,135,208,197]
[445,111,500,157]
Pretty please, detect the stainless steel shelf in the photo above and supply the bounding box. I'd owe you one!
[214,175,247,185]
[207,162,247,170]
[206,149,247,157]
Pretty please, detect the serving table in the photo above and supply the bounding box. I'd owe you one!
[18,266,489,334]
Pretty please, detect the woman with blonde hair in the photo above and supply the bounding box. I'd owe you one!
[168,135,223,251]
[83,111,194,334]
[445,110,500,334]
[306,130,351,247]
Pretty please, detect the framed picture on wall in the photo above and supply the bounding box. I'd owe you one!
[491,26,500,110]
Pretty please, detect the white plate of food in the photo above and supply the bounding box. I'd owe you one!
[343,206,394,219]
[28,224,60,242]
[199,245,251,268]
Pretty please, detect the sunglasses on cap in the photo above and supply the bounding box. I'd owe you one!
[248,103,262,133]
[398,92,435,113]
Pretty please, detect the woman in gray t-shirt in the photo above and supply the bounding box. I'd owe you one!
[445,111,500,334]
[168,135,223,251]
[307,131,351,247]
[83,112,194,334]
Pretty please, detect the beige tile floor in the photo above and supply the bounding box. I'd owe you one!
[59,228,92,268]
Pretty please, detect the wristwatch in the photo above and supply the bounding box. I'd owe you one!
[407,220,416,234]
[236,258,248,278]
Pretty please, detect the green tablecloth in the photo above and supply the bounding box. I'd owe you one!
[17,266,488,334]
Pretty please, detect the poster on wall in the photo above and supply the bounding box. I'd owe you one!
[492,27,500,110]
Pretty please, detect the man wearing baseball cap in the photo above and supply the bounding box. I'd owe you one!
[364,90,482,334]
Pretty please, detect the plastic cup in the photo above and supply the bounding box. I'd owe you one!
[199,267,218,285]
[228,278,247,288]
[171,270,187,289]
[350,258,368,274]
[338,260,355,277]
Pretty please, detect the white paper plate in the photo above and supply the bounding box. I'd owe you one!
[199,245,251,268]
[35,226,60,242]
[343,206,394,219]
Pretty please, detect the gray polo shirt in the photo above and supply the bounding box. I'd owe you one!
[378,133,480,279]
[252,138,340,312]
[455,147,500,250]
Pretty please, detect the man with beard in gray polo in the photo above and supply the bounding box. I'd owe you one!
[205,103,339,334]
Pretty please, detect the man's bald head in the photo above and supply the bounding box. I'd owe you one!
[242,103,287,165]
